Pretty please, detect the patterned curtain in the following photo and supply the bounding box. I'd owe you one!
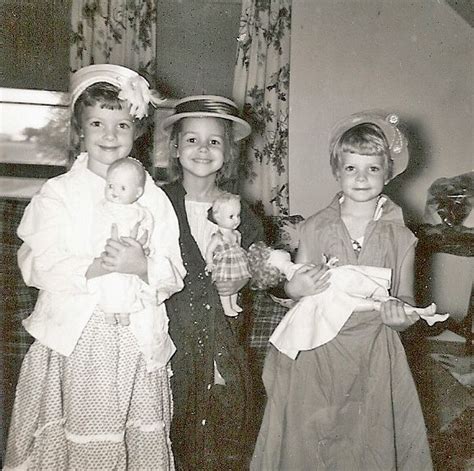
[233,0,292,217]
[70,0,157,79]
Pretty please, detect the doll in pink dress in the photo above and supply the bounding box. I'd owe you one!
[205,192,250,317]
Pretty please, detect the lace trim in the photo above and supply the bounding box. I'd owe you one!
[29,418,166,444]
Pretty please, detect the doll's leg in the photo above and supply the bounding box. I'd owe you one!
[230,293,243,312]
[371,297,437,316]
[104,312,116,325]
[402,302,437,316]
[116,312,130,326]
[220,295,239,317]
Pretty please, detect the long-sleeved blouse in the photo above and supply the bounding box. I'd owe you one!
[17,153,185,366]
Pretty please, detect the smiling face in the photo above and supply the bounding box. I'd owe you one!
[80,103,137,178]
[104,165,143,204]
[213,198,242,230]
[177,117,226,183]
[336,152,389,204]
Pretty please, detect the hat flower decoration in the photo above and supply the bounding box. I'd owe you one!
[117,75,166,120]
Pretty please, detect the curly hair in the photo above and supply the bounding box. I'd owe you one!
[247,241,285,290]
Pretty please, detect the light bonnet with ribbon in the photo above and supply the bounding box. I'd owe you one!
[70,64,165,119]
[329,110,409,179]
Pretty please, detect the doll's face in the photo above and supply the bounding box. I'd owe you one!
[105,166,143,204]
[213,199,241,230]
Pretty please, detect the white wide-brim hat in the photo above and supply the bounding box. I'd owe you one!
[70,64,163,119]
[329,110,409,179]
[161,95,251,142]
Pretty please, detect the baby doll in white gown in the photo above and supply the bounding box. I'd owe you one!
[91,157,154,326]
[248,241,449,359]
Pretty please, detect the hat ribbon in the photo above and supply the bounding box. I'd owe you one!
[175,98,239,117]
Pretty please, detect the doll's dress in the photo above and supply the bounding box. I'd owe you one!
[89,200,154,314]
[269,265,392,359]
[211,229,250,282]
[269,264,448,360]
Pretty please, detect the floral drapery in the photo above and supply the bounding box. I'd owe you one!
[233,0,292,216]
[70,0,157,79]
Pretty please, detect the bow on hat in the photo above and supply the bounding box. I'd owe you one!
[329,110,409,179]
[70,64,165,119]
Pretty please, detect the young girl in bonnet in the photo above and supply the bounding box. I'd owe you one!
[251,111,433,470]
[4,64,185,470]
[161,96,264,470]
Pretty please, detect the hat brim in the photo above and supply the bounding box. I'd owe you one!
[161,111,251,142]
[70,64,141,109]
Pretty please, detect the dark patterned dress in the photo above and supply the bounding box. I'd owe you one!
[163,183,263,471]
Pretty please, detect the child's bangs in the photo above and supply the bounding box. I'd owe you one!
[83,93,124,111]
[341,138,385,157]
[78,82,124,111]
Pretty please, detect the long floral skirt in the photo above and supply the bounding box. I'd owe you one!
[4,311,174,470]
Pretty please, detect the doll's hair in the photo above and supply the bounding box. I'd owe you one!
[330,123,393,179]
[107,157,146,189]
[166,118,239,186]
[207,192,241,224]
[247,241,286,290]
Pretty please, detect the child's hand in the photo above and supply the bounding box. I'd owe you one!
[101,236,147,280]
[380,298,419,331]
[205,263,213,275]
[285,264,330,300]
[215,277,249,296]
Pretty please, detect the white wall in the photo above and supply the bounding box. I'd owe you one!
[289,0,473,223]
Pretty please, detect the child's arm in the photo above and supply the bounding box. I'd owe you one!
[284,243,330,300]
[205,233,220,273]
[379,246,418,331]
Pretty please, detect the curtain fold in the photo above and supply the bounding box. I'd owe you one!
[233,0,292,216]
[70,0,157,80]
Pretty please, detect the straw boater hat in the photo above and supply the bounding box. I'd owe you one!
[70,64,164,119]
[329,110,409,179]
[161,95,251,142]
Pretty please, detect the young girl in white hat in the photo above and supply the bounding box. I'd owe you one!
[4,64,185,470]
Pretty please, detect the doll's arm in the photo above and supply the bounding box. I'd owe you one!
[236,229,242,246]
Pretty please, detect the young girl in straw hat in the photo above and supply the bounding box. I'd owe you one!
[161,96,264,470]
[251,111,433,470]
[4,64,185,470]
